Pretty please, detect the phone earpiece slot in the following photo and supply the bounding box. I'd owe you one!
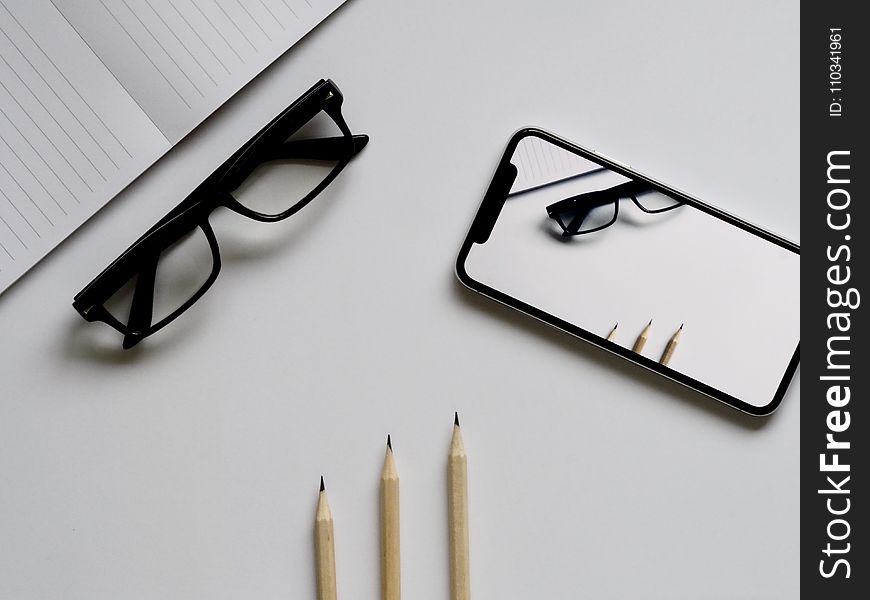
[471,161,517,244]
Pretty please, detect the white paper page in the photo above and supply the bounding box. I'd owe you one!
[53,0,349,142]
[0,0,170,293]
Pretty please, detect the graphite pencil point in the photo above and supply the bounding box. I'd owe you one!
[387,434,392,450]
[454,411,460,427]
[320,476,325,492]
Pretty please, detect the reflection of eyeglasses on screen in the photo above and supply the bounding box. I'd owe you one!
[73,79,368,349]
[546,180,682,236]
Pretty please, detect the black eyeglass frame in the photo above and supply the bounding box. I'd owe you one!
[546,179,682,236]
[73,79,366,348]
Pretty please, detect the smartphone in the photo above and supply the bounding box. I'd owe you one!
[456,128,799,415]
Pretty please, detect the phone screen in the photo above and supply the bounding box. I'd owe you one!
[458,130,799,414]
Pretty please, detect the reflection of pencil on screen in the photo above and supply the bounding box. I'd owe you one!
[660,324,683,366]
[633,320,652,353]
[315,477,337,600]
[606,323,618,342]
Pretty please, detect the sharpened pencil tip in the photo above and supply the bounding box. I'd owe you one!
[387,434,392,450]
[679,323,684,330]
[648,319,653,325]
[454,412,460,427]
[320,476,325,492]
[614,322,618,329]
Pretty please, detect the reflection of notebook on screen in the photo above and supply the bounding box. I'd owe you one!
[510,135,603,194]
[0,0,349,295]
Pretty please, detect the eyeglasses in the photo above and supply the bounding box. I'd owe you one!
[546,179,682,236]
[73,79,367,349]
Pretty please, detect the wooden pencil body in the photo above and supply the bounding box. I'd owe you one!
[448,426,470,600]
[381,448,401,600]
[660,340,677,365]
[633,321,652,353]
[315,492,337,600]
[660,326,682,366]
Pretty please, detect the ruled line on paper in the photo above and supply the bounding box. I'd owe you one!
[98,0,193,108]
[188,0,246,64]
[143,0,219,86]
[235,0,272,42]
[0,130,66,216]
[0,181,39,239]
[281,0,299,19]
[0,49,107,183]
[0,223,14,259]
[0,77,93,195]
[0,1,133,160]
[259,0,285,30]
[120,0,205,98]
[0,204,27,248]
[0,161,53,228]
[0,208,23,251]
[0,8,121,172]
[212,0,259,52]
[0,105,77,206]
[166,0,231,74]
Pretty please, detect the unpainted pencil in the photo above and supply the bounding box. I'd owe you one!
[660,324,683,366]
[448,413,470,600]
[606,323,619,342]
[633,319,653,354]
[381,436,401,600]
[315,477,337,600]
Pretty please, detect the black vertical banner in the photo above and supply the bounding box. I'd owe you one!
[802,3,867,597]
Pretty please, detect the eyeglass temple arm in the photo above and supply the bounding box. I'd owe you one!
[546,179,652,214]
[261,134,369,162]
[123,254,158,349]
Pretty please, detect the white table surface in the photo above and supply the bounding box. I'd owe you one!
[0,1,799,598]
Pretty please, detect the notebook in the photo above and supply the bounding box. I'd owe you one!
[0,0,349,295]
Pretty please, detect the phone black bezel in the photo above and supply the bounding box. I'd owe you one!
[455,127,800,416]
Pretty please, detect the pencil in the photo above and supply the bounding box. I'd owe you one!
[632,319,652,354]
[315,477,337,600]
[660,324,683,366]
[448,412,470,600]
[606,322,618,342]
[381,435,401,600]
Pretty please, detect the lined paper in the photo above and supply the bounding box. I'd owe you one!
[0,0,347,294]
[0,0,169,290]
[510,135,602,194]
[54,0,341,141]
